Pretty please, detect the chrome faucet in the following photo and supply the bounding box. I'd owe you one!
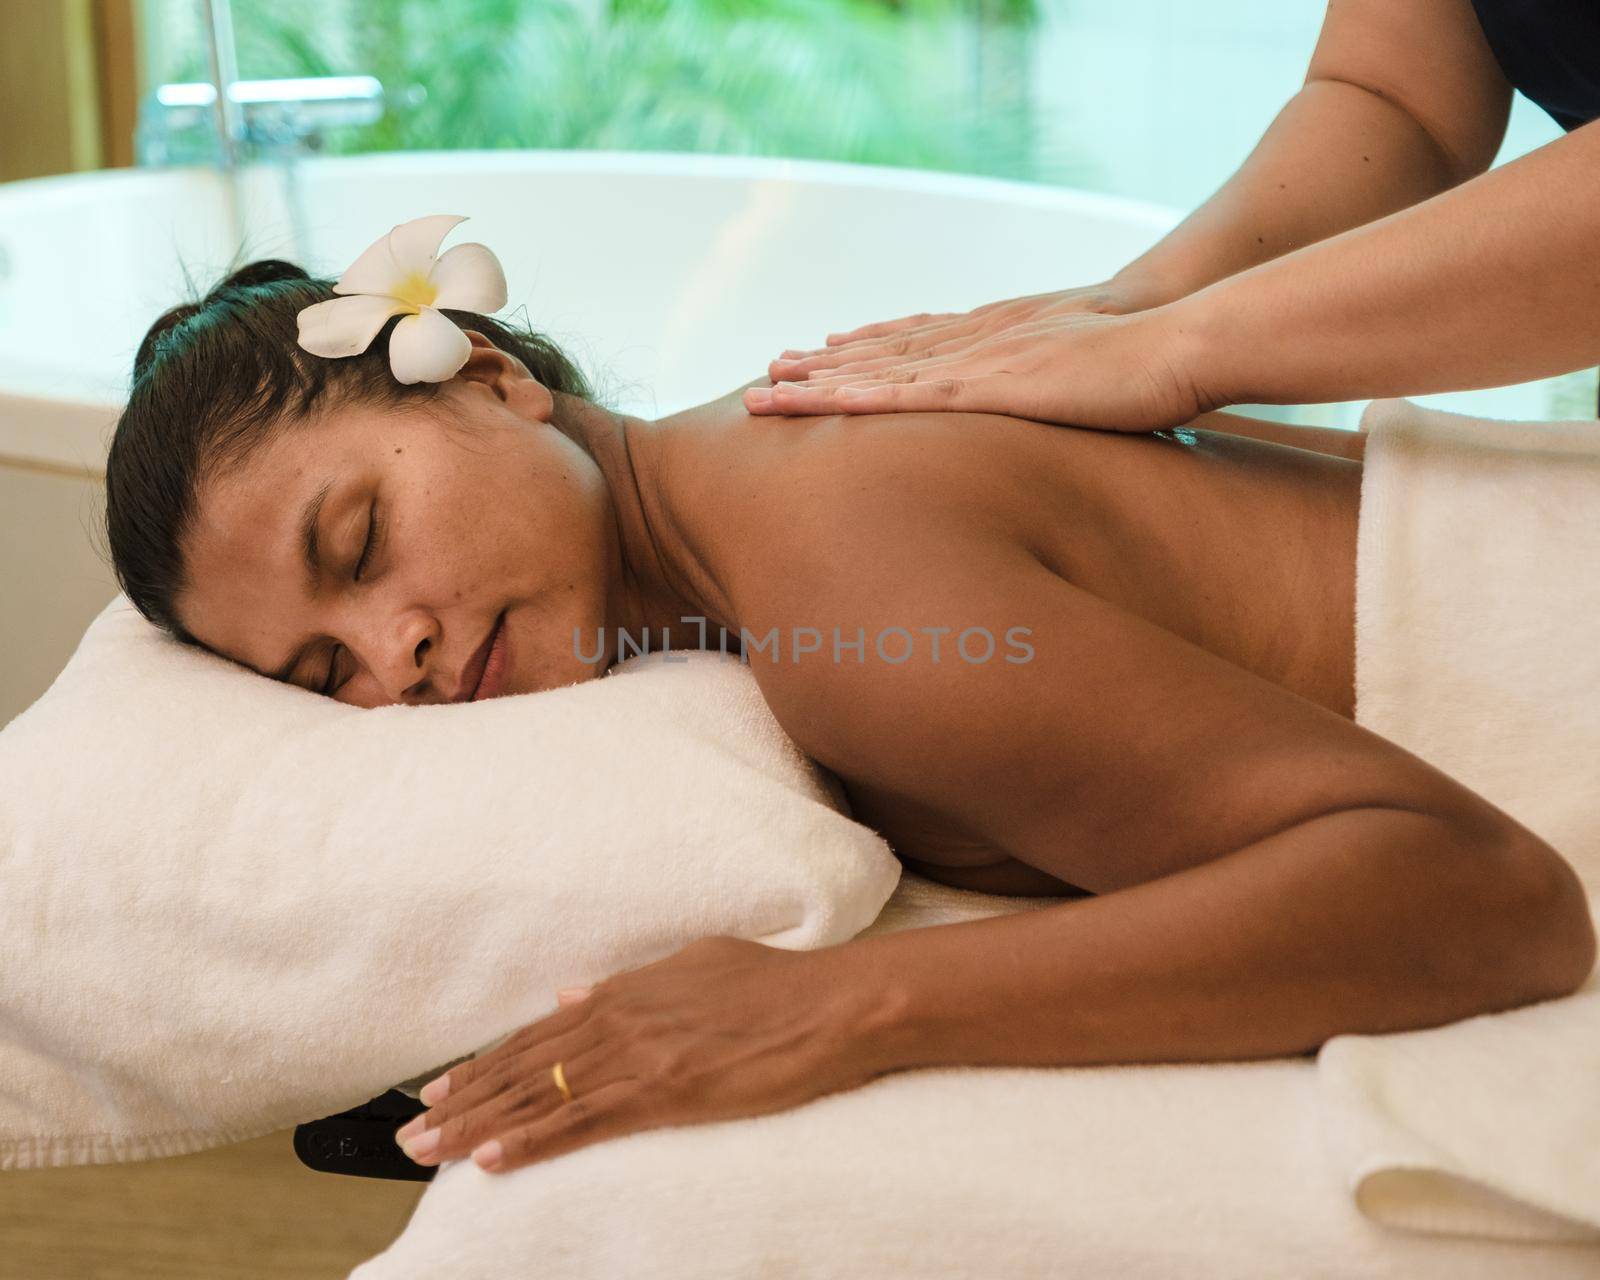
[135,75,386,169]
[135,0,385,169]
[132,0,388,267]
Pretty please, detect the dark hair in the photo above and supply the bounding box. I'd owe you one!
[103,259,592,644]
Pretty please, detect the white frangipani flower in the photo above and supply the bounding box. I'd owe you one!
[296,213,508,385]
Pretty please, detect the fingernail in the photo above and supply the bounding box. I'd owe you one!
[836,386,867,398]
[394,1115,426,1145]
[418,1075,450,1106]
[780,349,804,359]
[473,1139,504,1171]
[557,986,591,1003]
[402,1128,440,1161]
[775,381,801,391]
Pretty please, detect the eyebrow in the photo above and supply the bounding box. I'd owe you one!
[268,477,335,683]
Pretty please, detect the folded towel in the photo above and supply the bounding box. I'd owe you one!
[1318,397,1600,1243]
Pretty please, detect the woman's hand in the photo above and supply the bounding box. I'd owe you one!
[763,275,1169,386]
[744,298,1214,432]
[392,935,896,1176]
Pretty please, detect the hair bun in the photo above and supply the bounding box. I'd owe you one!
[210,259,313,298]
[133,260,320,381]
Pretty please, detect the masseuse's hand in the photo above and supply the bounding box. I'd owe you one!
[745,277,1210,431]
[774,277,1160,374]
[392,935,892,1176]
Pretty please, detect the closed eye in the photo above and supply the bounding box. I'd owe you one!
[311,502,386,696]
[355,501,382,582]
[320,502,384,695]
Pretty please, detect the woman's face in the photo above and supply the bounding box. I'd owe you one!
[176,338,619,707]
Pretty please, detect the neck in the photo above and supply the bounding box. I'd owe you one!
[556,395,730,664]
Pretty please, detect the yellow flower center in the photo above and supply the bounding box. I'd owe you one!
[391,271,439,311]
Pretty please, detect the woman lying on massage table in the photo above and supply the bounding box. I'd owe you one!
[101,235,1595,1179]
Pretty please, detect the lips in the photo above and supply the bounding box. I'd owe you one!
[472,612,511,701]
[456,612,504,704]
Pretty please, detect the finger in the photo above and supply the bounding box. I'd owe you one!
[771,325,1001,383]
[771,350,966,400]
[776,315,986,368]
[473,1078,646,1174]
[411,1031,583,1142]
[743,385,782,415]
[801,352,926,380]
[770,322,978,380]
[802,334,989,379]
[790,368,915,393]
[823,310,957,347]
[766,374,981,416]
[419,997,597,1105]
[748,364,956,415]
[769,337,916,381]
[404,1039,615,1165]
[799,350,969,389]
[806,293,1048,358]
[793,350,966,390]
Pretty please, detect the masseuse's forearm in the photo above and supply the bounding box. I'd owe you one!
[835,809,1588,1070]
[1173,118,1600,406]
[1113,80,1462,305]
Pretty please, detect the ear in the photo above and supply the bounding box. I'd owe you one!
[455,330,555,424]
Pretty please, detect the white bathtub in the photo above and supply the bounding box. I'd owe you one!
[0,150,1183,463]
[0,150,1179,724]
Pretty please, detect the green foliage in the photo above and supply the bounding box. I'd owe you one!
[160,0,1050,181]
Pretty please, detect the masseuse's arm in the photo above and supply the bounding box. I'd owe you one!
[780,0,1509,363]
[758,113,1600,427]
[1089,0,1511,311]
[751,0,1534,427]
[731,447,1594,1065]
[1177,111,1600,408]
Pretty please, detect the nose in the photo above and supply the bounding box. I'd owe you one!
[364,607,443,705]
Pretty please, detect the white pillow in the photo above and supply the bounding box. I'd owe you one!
[0,597,899,1169]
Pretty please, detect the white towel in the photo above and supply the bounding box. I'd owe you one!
[1318,397,1600,1243]
[0,606,900,1170]
[350,873,1600,1280]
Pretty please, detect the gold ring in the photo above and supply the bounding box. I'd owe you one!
[551,1060,574,1103]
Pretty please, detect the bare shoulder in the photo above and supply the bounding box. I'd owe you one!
[655,392,1050,747]
[656,394,1061,584]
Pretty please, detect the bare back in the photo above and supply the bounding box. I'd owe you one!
[652,392,1366,896]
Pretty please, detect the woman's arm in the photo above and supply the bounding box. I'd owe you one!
[837,803,1591,1071]
[753,0,1514,416]
[730,444,1593,1062]
[1168,113,1600,409]
[756,105,1600,426]
[1111,0,1511,306]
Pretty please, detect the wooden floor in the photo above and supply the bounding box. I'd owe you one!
[0,1129,425,1279]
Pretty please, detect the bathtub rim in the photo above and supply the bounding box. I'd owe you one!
[0,148,1182,475]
